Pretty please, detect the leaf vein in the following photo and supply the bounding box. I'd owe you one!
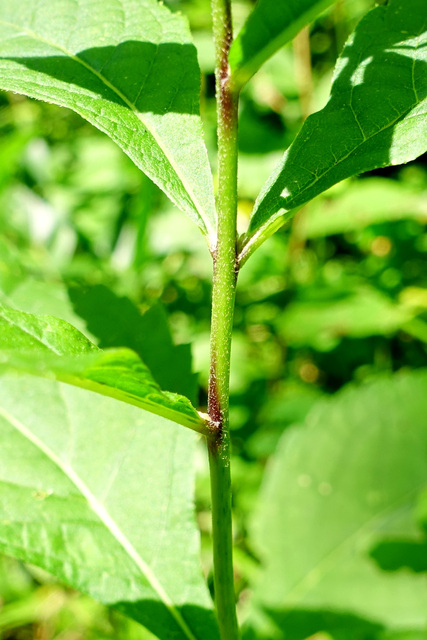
[0,18,214,239]
[0,403,199,640]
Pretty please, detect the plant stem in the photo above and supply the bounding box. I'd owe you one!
[208,0,240,639]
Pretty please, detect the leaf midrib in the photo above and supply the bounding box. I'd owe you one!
[244,100,426,260]
[0,19,215,240]
[0,402,198,640]
[276,101,419,215]
[244,28,425,258]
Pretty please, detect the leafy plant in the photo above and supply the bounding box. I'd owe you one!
[0,1,426,639]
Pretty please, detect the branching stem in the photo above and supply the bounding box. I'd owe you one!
[208,0,240,638]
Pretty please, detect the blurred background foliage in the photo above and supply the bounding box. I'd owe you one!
[0,0,427,638]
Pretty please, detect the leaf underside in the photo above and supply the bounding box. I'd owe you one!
[241,0,427,262]
[230,0,335,87]
[0,0,216,243]
[0,303,207,434]
[250,370,427,637]
[0,373,219,640]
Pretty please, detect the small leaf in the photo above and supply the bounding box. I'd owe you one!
[249,370,427,636]
[230,0,335,87]
[241,0,427,263]
[0,303,208,435]
[0,373,219,640]
[0,0,216,243]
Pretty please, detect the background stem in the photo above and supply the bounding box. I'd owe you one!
[293,26,313,120]
[208,0,240,638]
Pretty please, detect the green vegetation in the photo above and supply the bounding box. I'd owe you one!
[0,0,426,639]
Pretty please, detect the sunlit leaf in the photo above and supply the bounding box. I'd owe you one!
[0,303,208,435]
[241,0,427,263]
[0,373,219,640]
[68,285,198,403]
[0,0,216,242]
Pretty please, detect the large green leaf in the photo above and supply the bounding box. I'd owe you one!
[0,373,219,640]
[229,0,335,87]
[0,0,216,243]
[0,277,93,337]
[240,0,427,263]
[249,371,427,638]
[0,303,208,435]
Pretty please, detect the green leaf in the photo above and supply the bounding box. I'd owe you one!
[249,370,427,637]
[0,303,208,435]
[0,0,216,243]
[0,373,219,640]
[68,285,198,404]
[1,277,93,337]
[0,239,26,295]
[241,0,427,263]
[229,0,335,87]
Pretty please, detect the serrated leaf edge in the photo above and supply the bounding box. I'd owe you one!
[0,302,209,436]
[0,402,199,640]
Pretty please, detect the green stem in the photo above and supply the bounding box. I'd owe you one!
[208,0,240,639]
